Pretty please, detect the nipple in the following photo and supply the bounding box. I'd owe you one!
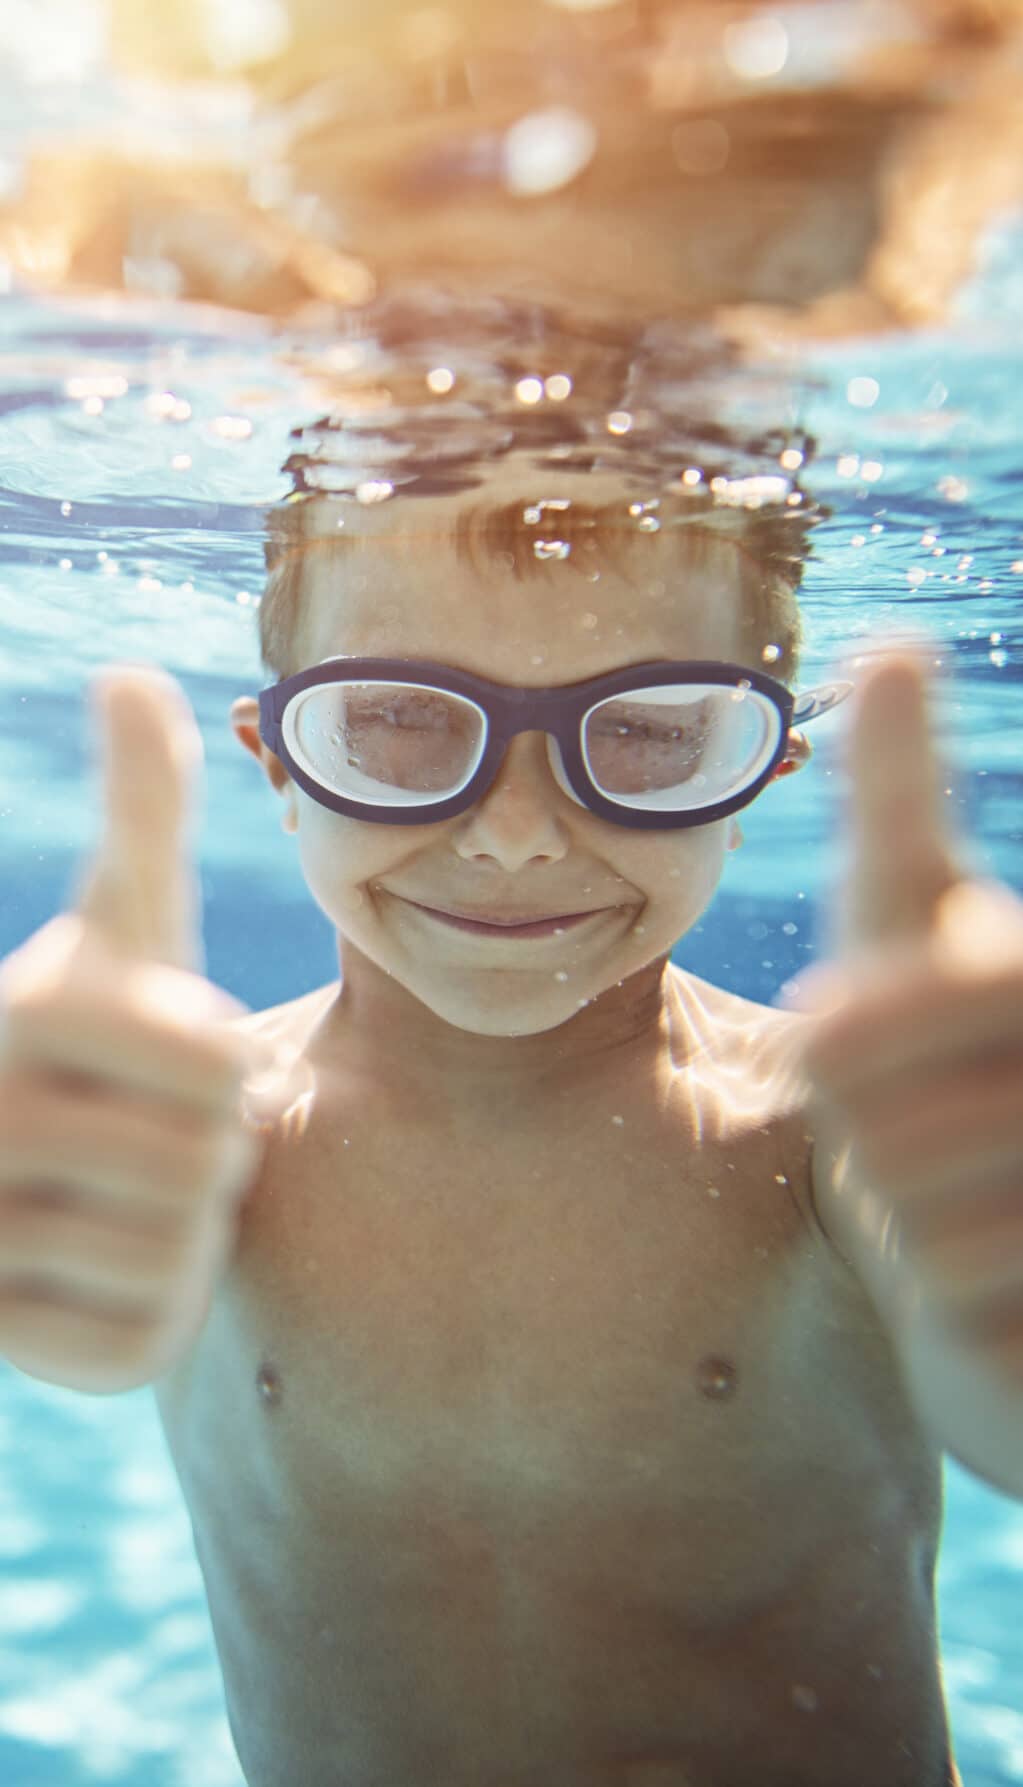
[256,1361,283,1407]
[695,1355,738,1401]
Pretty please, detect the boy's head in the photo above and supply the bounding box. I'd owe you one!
[231,458,818,1039]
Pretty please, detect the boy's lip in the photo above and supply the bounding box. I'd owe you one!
[407,900,606,925]
[397,898,615,938]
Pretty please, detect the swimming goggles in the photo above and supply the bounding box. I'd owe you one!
[257,656,852,831]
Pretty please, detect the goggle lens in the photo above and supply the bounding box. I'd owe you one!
[283,677,782,814]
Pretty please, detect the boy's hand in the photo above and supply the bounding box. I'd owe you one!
[0,668,287,1394]
[784,639,1023,1388]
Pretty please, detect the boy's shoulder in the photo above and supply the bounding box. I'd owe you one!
[668,963,813,1101]
[229,981,339,1042]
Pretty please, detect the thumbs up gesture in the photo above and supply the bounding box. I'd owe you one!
[0,668,295,1394]
[785,639,1023,1396]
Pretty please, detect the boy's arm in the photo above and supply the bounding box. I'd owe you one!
[787,639,1023,1503]
[810,1112,1023,1501]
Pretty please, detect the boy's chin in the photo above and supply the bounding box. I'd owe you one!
[427,1000,587,1039]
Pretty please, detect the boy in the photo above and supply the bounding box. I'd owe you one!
[2,455,1011,1786]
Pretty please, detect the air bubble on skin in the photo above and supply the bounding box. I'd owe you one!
[762,644,781,664]
[707,1186,721,1200]
[554,969,569,981]
[774,1174,789,1187]
[580,612,598,629]
[534,539,571,560]
[611,1114,625,1125]
[637,515,661,532]
[791,1685,819,1714]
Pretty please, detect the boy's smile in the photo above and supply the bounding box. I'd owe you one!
[231,490,810,1110]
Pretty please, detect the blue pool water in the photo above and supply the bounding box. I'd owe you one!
[1,18,1023,1787]
[1,277,1022,1784]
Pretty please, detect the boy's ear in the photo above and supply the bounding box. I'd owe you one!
[230,696,291,797]
[769,728,812,782]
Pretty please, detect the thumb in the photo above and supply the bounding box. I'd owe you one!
[72,665,206,975]
[835,636,966,962]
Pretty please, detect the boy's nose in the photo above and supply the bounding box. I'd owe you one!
[484,730,562,801]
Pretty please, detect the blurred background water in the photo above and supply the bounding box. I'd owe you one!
[0,2,1022,1783]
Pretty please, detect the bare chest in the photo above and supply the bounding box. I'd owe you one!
[152,1074,949,1784]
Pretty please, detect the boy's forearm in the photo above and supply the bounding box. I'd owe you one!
[891,1300,1023,1503]
[813,1115,1023,1501]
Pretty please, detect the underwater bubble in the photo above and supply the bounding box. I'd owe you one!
[724,16,788,79]
[607,411,633,434]
[515,377,544,405]
[355,480,395,503]
[211,415,253,441]
[939,476,969,503]
[534,539,571,560]
[545,374,572,400]
[426,367,455,393]
[847,377,880,408]
[502,107,597,196]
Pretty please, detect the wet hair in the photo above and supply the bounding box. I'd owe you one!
[257,296,827,689]
[259,482,815,689]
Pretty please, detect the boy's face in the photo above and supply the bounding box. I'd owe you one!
[235,507,798,1039]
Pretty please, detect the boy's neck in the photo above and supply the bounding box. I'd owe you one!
[312,946,696,1123]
